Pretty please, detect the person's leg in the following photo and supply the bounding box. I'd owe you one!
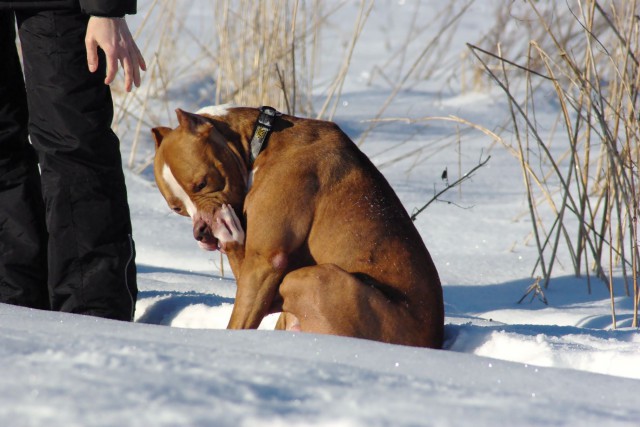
[17,8,138,321]
[0,11,49,310]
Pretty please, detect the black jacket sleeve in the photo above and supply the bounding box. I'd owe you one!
[0,0,136,16]
[78,0,136,17]
[0,1,77,10]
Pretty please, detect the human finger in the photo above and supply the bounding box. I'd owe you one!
[85,37,99,73]
[129,47,141,89]
[137,46,147,72]
[121,53,133,92]
[104,47,119,85]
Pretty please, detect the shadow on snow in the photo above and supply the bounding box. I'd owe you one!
[136,263,636,342]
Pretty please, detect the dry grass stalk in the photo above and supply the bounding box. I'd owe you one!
[471,0,640,325]
[357,0,474,145]
[316,0,373,121]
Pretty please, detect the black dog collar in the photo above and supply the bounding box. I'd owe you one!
[249,106,281,164]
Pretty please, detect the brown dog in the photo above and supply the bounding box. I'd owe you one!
[152,106,444,348]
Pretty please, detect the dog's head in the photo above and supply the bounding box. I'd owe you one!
[152,109,247,251]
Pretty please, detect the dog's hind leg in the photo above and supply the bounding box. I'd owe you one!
[278,264,439,347]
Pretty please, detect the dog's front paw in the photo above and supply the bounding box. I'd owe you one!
[213,204,245,252]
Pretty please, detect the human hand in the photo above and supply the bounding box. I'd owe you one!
[85,16,146,92]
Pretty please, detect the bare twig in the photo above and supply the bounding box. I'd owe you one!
[411,155,490,221]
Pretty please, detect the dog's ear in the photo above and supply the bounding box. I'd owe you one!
[176,108,213,135]
[151,127,172,150]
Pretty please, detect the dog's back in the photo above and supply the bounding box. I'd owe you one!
[247,114,444,345]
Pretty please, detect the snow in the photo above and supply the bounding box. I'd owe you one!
[2,1,639,426]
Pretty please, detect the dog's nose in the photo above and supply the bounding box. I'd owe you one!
[193,220,208,241]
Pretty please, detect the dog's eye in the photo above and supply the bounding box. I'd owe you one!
[172,206,182,213]
[193,179,207,193]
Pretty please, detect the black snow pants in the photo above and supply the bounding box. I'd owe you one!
[0,9,137,321]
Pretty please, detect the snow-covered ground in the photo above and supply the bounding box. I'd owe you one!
[2,1,639,426]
